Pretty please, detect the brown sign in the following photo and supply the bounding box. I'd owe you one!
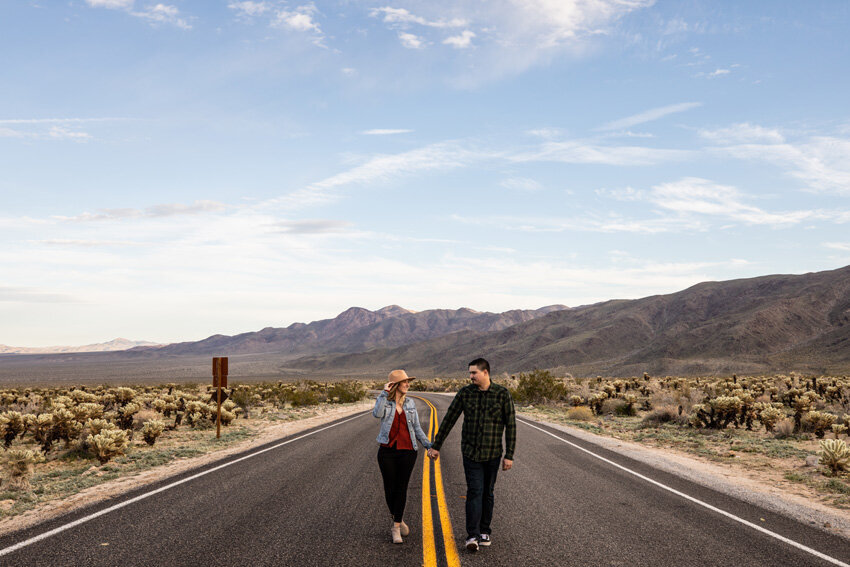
[212,357,228,388]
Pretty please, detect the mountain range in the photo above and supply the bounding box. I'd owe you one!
[0,338,160,355]
[3,265,849,382]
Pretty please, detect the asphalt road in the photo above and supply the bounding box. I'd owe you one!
[1,392,848,567]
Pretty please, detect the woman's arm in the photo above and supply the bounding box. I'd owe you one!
[411,406,432,449]
[372,390,390,418]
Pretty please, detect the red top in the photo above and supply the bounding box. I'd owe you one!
[382,408,413,450]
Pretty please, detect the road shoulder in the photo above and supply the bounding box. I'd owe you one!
[518,411,850,541]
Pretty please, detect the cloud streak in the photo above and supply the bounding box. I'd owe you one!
[598,102,702,131]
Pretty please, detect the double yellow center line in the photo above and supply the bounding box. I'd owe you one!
[414,396,461,567]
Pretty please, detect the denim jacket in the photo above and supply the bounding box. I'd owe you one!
[372,391,432,451]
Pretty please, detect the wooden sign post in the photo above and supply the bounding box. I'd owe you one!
[212,357,228,439]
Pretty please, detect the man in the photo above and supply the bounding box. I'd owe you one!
[428,358,516,552]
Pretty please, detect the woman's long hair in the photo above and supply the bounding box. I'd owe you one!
[387,381,406,404]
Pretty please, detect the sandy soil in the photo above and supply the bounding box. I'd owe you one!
[0,401,372,537]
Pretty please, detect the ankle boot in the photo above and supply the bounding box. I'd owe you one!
[400,521,410,536]
[391,523,403,544]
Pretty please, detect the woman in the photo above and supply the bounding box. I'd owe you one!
[373,369,432,544]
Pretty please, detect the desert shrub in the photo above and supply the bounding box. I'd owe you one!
[803,411,836,439]
[511,369,568,405]
[289,388,321,407]
[566,406,594,421]
[218,409,236,426]
[3,449,44,490]
[569,395,583,407]
[141,420,165,446]
[641,405,681,427]
[89,428,129,464]
[773,418,796,439]
[326,381,365,403]
[819,439,850,475]
[600,398,624,415]
[618,394,638,416]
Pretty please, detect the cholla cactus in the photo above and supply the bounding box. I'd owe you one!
[588,393,607,415]
[0,411,26,448]
[3,448,44,490]
[31,413,56,453]
[803,411,836,439]
[72,403,104,421]
[117,402,140,430]
[89,428,129,464]
[85,418,114,436]
[141,420,165,446]
[755,404,784,433]
[112,387,136,406]
[569,395,583,407]
[690,396,743,429]
[831,424,848,438]
[818,439,850,475]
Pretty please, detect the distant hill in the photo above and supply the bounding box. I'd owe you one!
[129,304,569,358]
[287,265,850,377]
[0,338,160,355]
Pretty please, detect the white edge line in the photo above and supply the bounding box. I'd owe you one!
[518,418,849,567]
[0,411,369,558]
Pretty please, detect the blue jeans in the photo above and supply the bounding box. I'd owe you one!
[462,455,501,539]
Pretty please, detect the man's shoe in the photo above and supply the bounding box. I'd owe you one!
[479,534,491,546]
[400,521,410,536]
[465,537,479,552]
[391,524,403,544]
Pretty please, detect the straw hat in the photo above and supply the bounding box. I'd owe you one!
[387,369,415,384]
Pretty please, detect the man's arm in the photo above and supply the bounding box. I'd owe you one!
[430,391,464,452]
[503,389,516,462]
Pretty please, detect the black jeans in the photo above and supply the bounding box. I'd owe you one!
[462,455,501,539]
[377,445,418,522]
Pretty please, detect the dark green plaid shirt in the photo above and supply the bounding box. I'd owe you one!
[432,383,516,462]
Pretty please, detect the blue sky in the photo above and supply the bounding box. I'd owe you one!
[2,1,849,346]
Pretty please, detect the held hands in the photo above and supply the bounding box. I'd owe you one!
[427,448,439,460]
[502,458,513,471]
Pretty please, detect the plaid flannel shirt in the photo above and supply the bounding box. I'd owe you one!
[431,383,516,462]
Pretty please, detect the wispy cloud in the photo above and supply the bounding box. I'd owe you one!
[130,4,191,29]
[598,102,701,131]
[512,140,692,166]
[361,129,413,135]
[714,135,850,194]
[272,220,352,234]
[0,286,77,303]
[228,1,271,18]
[86,0,191,29]
[443,30,475,49]
[370,7,467,29]
[823,242,850,252]
[500,177,542,191]
[398,32,424,49]
[699,123,784,144]
[55,200,227,222]
[29,239,142,247]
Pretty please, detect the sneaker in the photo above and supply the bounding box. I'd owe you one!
[400,521,410,537]
[465,537,479,552]
[479,534,491,546]
[391,524,403,544]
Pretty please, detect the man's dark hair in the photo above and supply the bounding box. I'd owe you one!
[468,358,490,374]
